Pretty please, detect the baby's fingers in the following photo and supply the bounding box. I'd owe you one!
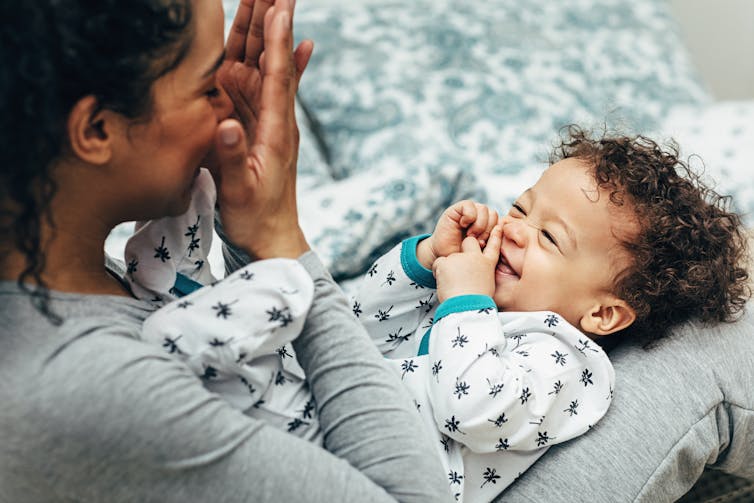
[467,203,493,239]
[451,200,478,229]
[483,225,503,262]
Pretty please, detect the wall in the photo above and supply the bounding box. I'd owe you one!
[669,0,754,100]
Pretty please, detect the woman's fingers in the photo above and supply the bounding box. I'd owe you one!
[293,39,314,85]
[226,0,254,62]
[245,0,274,66]
[256,1,296,153]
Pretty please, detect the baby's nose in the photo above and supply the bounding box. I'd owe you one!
[502,218,529,246]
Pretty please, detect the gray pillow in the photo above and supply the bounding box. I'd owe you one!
[498,305,754,502]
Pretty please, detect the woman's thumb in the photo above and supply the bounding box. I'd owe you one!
[215,119,248,187]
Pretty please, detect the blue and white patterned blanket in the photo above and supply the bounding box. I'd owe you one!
[106,0,754,282]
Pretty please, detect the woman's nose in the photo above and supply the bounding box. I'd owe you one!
[215,85,234,121]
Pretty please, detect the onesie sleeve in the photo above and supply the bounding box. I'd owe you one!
[125,168,218,303]
[425,304,615,454]
[352,235,440,358]
[140,258,314,410]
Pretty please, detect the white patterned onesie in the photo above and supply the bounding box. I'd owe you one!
[350,234,615,502]
[126,173,615,502]
[125,169,322,443]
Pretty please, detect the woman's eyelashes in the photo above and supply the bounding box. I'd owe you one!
[205,86,221,98]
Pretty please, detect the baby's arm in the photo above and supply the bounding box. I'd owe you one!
[353,200,499,357]
[140,258,314,411]
[426,308,615,454]
[351,236,440,358]
[125,168,217,303]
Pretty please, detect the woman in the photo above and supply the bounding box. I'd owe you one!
[0,0,450,501]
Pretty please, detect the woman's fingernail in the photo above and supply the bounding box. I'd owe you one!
[221,127,240,146]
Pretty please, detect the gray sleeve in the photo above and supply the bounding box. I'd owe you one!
[22,318,448,503]
[293,251,451,502]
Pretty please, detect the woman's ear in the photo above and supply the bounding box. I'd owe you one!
[66,95,115,165]
[579,297,636,336]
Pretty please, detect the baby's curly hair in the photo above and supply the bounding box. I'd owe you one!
[552,125,751,345]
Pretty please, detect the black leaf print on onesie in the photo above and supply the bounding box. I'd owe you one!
[287,418,310,432]
[416,293,434,313]
[375,305,393,322]
[544,314,559,327]
[383,270,396,286]
[520,387,531,404]
[212,300,238,319]
[451,327,468,348]
[444,416,466,435]
[580,369,594,386]
[487,379,504,398]
[352,300,362,317]
[564,400,579,416]
[267,306,293,327]
[481,467,501,488]
[299,399,316,419]
[153,236,171,262]
[495,438,510,451]
[454,379,470,399]
[185,216,200,238]
[185,216,201,257]
[448,471,463,485]
[201,366,218,381]
[548,380,564,395]
[400,359,418,379]
[162,336,183,354]
[552,351,567,366]
[276,346,292,359]
[432,360,443,382]
[367,263,378,277]
[509,333,526,349]
[386,327,410,345]
[576,338,599,355]
[536,431,554,446]
[127,259,138,276]
[488,413,508,428]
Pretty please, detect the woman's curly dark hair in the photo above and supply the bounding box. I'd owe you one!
[0,0,192,319]
[552,125,751,345]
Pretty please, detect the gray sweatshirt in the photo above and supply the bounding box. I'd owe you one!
[0,252,451,503]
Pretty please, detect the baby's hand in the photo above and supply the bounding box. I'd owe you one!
[417,200,499,269]
[433,226,502,303]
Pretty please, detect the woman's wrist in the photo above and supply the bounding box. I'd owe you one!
[245,228,310,259]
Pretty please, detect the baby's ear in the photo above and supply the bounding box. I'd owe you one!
[579,297,636,336]
[66,95,116,165]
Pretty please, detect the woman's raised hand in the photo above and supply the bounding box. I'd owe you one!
[213,0,314,259]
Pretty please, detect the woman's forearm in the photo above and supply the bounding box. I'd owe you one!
[293,251,451,503]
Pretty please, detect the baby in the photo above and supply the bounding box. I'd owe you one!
[127,128,749,502]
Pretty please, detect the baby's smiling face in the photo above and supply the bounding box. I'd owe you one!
[492,157,639,335]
